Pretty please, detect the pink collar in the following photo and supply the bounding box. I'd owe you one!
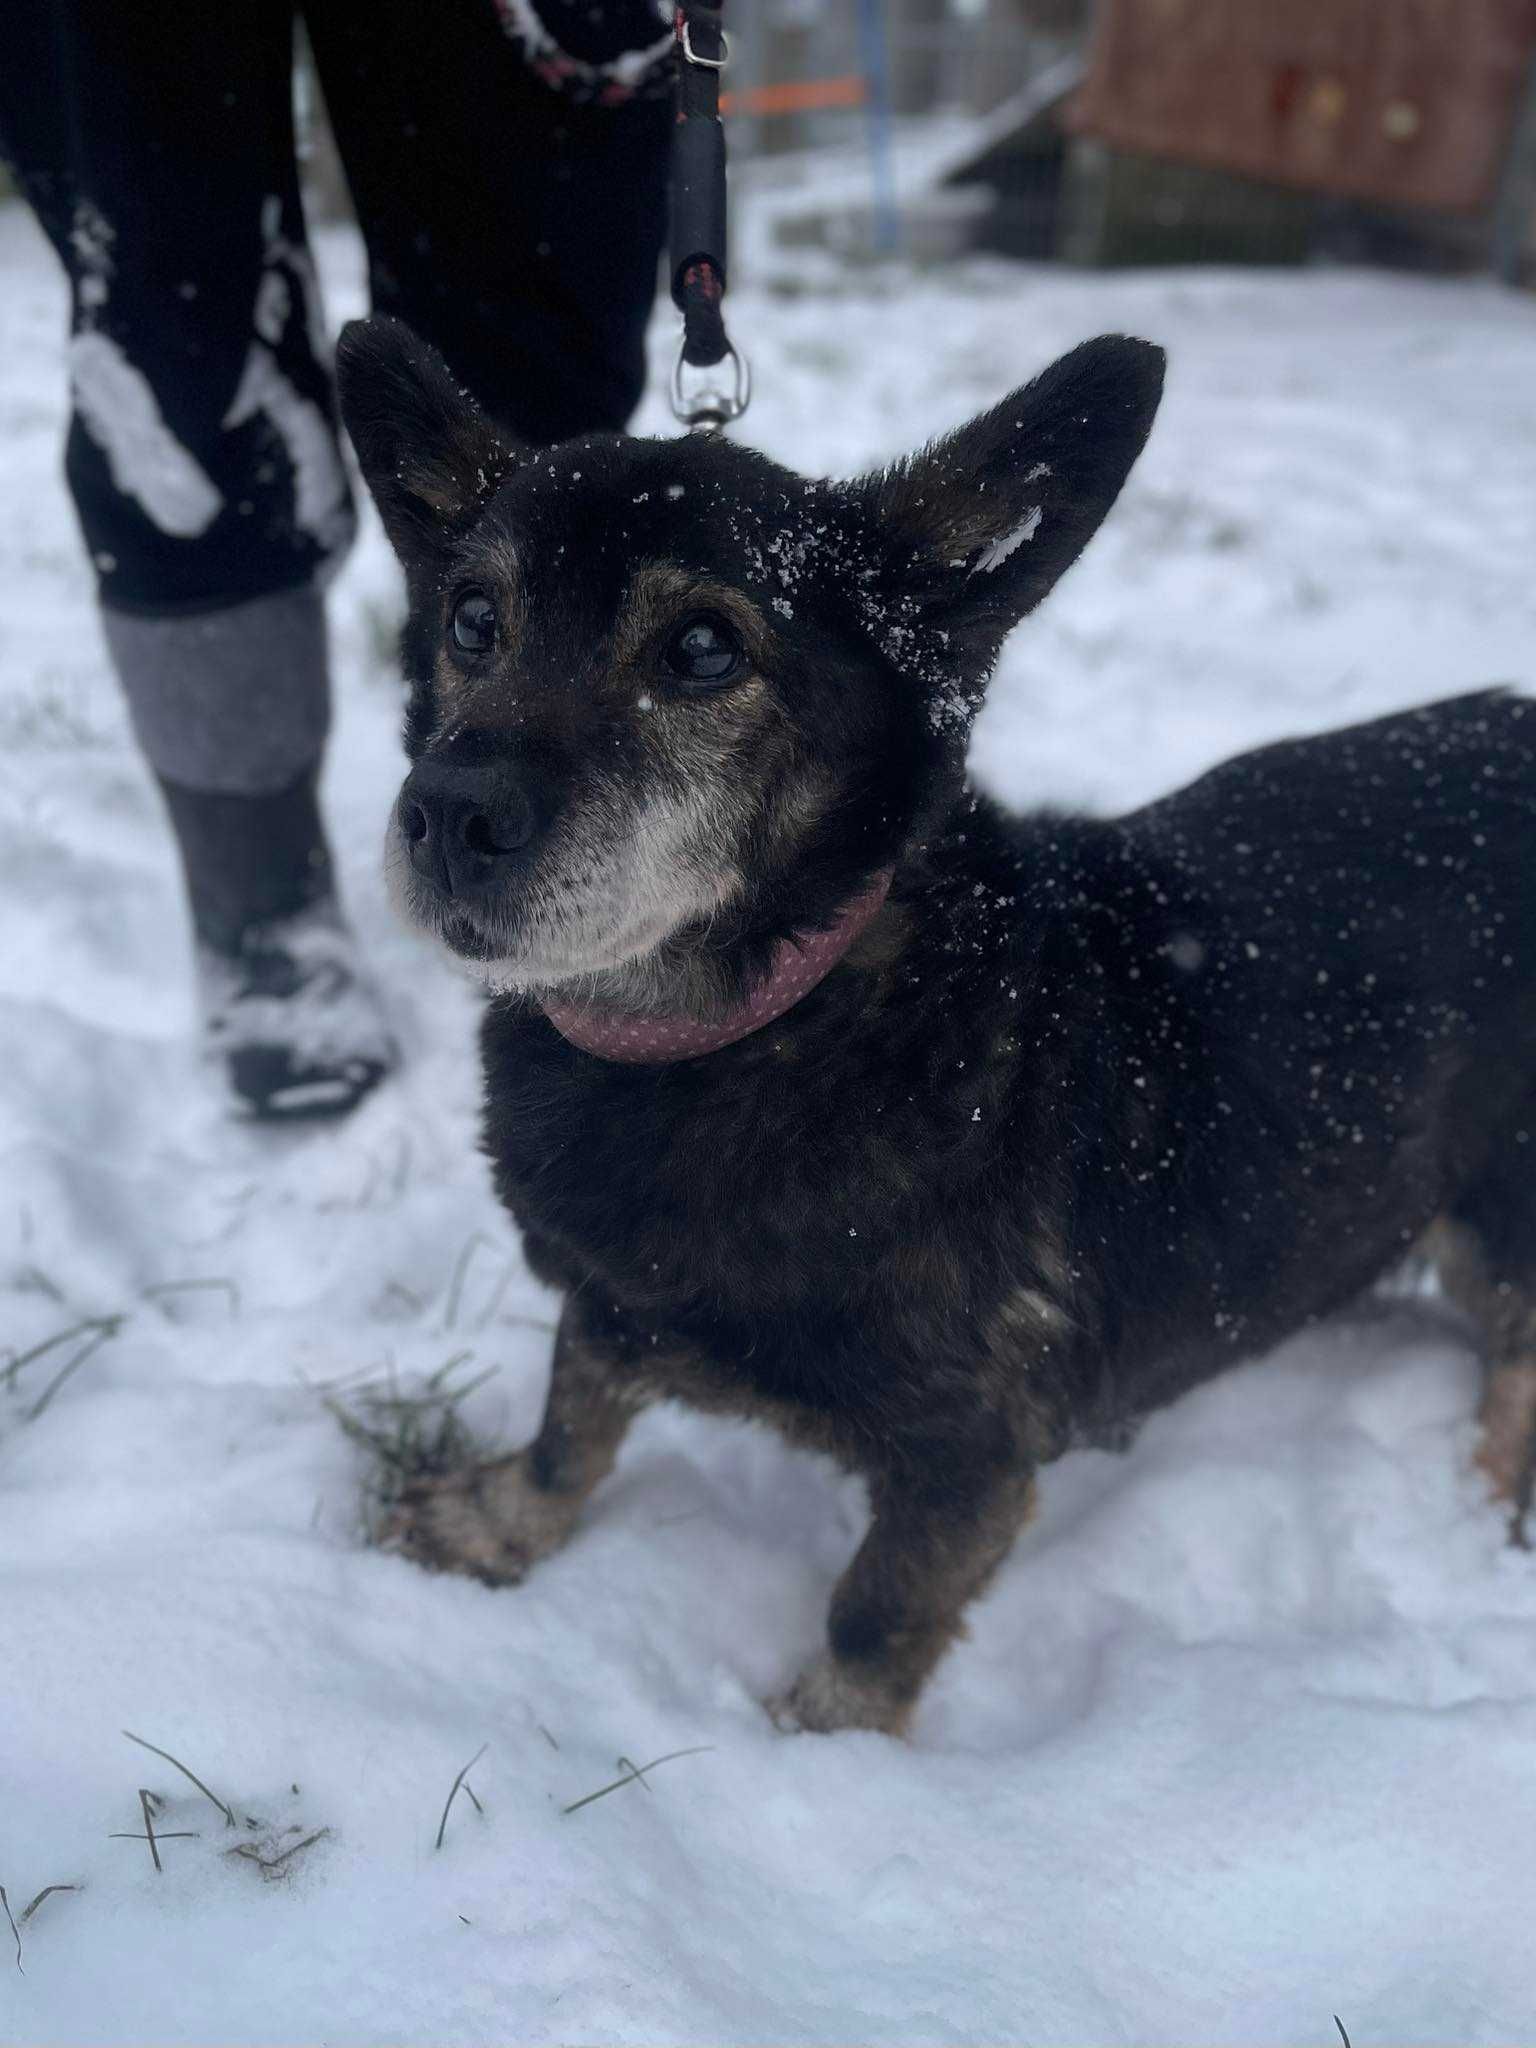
[541,870,894,1064]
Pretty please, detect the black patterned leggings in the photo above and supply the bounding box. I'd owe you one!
[0,0,673,617]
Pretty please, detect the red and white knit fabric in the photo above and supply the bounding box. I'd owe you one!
[491,0,674,104]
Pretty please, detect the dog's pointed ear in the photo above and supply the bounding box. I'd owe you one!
[335,315,521,581]
[857,335,1164,654]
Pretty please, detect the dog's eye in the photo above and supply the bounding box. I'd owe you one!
[451,589,497,656]
[664,613,744,690]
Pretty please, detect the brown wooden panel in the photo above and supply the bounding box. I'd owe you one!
[1068,0,1536,212]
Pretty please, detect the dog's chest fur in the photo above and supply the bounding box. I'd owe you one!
[480,692,1536,1452]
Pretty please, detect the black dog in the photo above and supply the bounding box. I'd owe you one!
[337,316,1536,1734]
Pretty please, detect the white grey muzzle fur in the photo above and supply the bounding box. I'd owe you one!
[386,773,740,1000]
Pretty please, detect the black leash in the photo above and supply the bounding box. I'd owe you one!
[668,0,750,432]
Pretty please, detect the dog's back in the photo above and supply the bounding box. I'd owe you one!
[989,688,1536,1420]
[1129,687,1536,1037]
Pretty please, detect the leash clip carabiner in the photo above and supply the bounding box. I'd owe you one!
[671,337,751,434]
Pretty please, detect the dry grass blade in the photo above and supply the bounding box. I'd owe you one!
[226,1827,330,1878]
[141,1277,241,1316]
[324,1352,500,1523]
[435,1744,488,1851]
[3,1312,126,1421]
[19,1885,79,1926]
[3,1316,103,1384]
[562,1746,714,1817]
[1334,2021,1352,2048]
[15,1262,65,1304]
[472,1258,556,1337]
[268,1827,329,1868]
[109,1791,199,1871]
[3,1884,81,1971]
[122,1729,236,1827]
[138,1789,161,1874]
[444,1232,496,1330]
[27,1320,122,1422]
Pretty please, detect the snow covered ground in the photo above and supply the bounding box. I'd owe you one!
[3,198,1536,2045]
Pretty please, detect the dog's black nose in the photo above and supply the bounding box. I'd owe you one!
[399,757,542,898]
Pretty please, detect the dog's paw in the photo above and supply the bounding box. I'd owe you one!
[767,1652,913,1737]
[382,1455,577,1586]
[1475,1360,1536,1544]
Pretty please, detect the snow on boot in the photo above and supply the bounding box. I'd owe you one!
[197,902,396,1120]
[157,768,397,1121]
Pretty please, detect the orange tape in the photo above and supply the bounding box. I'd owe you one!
[720,75,868,118]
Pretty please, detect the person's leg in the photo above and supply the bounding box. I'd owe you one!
[305,0,672,443]
[0,0,392,1118]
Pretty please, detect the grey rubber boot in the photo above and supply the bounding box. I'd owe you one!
[156,768,396,1119]
[103,586,397,1121]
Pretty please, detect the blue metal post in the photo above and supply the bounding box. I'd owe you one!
[857,0,902,256]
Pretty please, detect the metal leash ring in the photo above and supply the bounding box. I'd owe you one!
[680,21,730,69]
[671,338,752,433]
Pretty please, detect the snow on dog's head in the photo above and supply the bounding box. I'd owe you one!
[336,315,1164,1004]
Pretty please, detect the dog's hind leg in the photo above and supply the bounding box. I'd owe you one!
[385,1295,655,1585]
[1431,1127,1536,1540]
[770,1453,1038,1737]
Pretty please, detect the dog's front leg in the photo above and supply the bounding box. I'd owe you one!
[385,1296,653,1586]
[772,1456,1036,1736]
